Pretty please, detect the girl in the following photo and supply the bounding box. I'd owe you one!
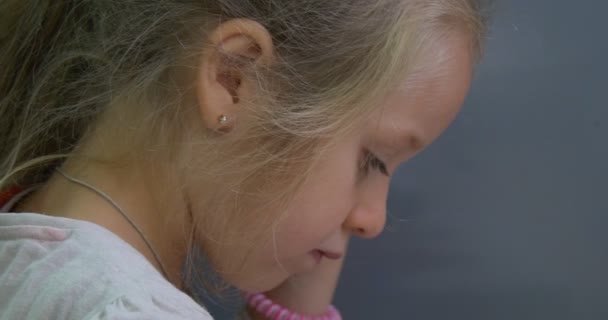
[0,0,487,319]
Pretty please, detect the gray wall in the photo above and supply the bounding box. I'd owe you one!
[204,0,608,319]
[335,0,608,319]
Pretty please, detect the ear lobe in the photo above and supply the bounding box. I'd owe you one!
[197,54,238,131]
[196,19,274,132]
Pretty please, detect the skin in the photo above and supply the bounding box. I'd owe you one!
[255,30,475,317]
[16,19,474,318]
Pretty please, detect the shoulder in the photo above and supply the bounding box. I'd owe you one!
[0,212,213,320]
[85,293,214,320]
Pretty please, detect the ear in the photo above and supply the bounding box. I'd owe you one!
[197,18,274,132]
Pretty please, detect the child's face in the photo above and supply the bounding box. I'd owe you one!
[227,33,474,292]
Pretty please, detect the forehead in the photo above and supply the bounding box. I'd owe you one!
[366,33,474,157]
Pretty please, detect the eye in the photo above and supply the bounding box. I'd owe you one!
[361,149,389,177]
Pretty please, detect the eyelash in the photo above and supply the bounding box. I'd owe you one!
[361,149,389,176]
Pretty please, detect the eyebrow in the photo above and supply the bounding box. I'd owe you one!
[382,130,425,161]
[405,133,424,152]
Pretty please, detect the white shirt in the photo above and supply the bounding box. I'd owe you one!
[0,190,214,320]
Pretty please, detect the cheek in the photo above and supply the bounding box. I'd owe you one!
[276,199,345,253]
[273,143,360,255]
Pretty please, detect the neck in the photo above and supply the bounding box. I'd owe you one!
[16,159,190,288]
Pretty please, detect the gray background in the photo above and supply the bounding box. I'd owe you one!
[336,0,608,319]
[206,0,608,319]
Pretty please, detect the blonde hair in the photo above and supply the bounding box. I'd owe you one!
[0,0,487,293]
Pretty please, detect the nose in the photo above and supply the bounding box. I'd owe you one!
[344,192,387,239]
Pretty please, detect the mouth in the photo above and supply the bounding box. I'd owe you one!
[311,249,343,261]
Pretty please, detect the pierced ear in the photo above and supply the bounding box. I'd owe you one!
[196,19,274,132]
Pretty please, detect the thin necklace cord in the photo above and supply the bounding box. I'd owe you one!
[55,168,169,279]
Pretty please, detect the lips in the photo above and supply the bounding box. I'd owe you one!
[312,249,343,260]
